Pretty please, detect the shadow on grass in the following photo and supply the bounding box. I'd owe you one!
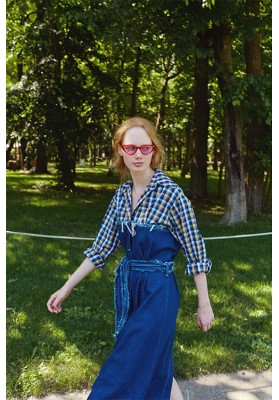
[6,233,271,397]
[6,169,272,397]
[6,172,118,237]
[174,236,271,378]
[7,235,123,397]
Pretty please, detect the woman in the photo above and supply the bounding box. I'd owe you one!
[47,117,214,400]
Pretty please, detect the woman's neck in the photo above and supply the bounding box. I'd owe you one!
[130,168,155,194]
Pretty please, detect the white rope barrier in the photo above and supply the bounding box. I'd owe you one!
[203,232,272,240]
[6,230,272,241]
[6,231,95,241]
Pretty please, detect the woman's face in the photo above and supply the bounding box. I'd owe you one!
[119,127,154,174]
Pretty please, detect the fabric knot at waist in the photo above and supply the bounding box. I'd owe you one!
[113,257,174,339]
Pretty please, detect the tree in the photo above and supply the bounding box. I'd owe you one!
[244,0,271,215]
[6,0,271,216]
[213,21,247,224]
[189,30,210,199]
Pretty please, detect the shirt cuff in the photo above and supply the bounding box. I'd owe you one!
[84,248,105,269]
[185,259,212,276]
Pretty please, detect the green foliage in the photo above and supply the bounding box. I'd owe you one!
[6,0,271,201]
[6,167,271,397]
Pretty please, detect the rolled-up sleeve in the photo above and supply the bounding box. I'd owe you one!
[170,190,212,275]
[84,194,120,269]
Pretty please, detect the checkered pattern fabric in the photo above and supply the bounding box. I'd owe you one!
[84,169,212,275]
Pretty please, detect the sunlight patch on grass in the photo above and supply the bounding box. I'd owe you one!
[6,165,272,396]
[7,310,28,341]
[15,343,99,396]
[235,281,271,300]
[234,262,254,272]
[76,182,119,191]
[174,340,236,377]
[41,322,67,341]
[8,328,22,340]
[26,197,64,207]
[7,310,28,327]
[193,343,236,373]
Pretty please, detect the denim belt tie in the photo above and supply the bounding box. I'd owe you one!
[113,256,174,339]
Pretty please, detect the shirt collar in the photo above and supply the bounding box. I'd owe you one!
[121,169,174,192]
[151,169,175,187]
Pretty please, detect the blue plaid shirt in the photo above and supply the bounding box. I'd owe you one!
[84,169,212,275]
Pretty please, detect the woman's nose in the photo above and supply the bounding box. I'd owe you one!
[135,148,142,157]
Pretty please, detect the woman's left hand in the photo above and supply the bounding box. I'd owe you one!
[197,303,214,332]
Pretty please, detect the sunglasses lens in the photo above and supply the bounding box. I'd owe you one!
[123,145,137,155]
[141,145,154,155]
[122,145,155,155]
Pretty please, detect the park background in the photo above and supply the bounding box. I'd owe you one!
[6,0,272,398]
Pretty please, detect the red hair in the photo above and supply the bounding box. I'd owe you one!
[112,117,165,176]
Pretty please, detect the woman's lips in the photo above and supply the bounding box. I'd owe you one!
[133,162,144,167]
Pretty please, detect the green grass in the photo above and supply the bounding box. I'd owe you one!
[6,165,272,398]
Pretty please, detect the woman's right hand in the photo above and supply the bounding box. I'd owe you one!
[47,285,72,314]
[46,257,95,314]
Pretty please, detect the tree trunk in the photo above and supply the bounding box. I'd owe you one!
[115,34,127,121]
[213,23,247,224]
[50,20,75,189]
[130,46,141,117]
[6,138,17,164]
[88,143,94,168]
[222,103,247,224]
[212,139,218,171]
[181,110,194,178]
[156,77,168,133]
[20,137,28,169]
[56,136,75,190]
[218,159,224,198]
[189,32,209,199]
[156,64,181,171]
[166,130,172,171]
[262,168,271,211]
[35,138,48,173]
[181,134,191,178]
[245,0,267,216]
[156,76,170,169]
[93,141,97,167]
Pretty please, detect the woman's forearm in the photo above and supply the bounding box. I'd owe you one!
[63,257,96,291]
[193,272,211,307]
[193,272,214,331]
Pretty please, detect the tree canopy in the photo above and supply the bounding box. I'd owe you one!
[6,0,272,223]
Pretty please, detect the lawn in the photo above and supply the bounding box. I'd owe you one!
[6,165,272,398]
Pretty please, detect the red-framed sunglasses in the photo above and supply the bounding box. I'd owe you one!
[121,144,156,155]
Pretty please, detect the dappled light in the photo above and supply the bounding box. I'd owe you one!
[6,0,271,394]
[6,168,271,397]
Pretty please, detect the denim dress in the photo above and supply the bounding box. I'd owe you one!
[87,222,180,399]
[85,170,212,399]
